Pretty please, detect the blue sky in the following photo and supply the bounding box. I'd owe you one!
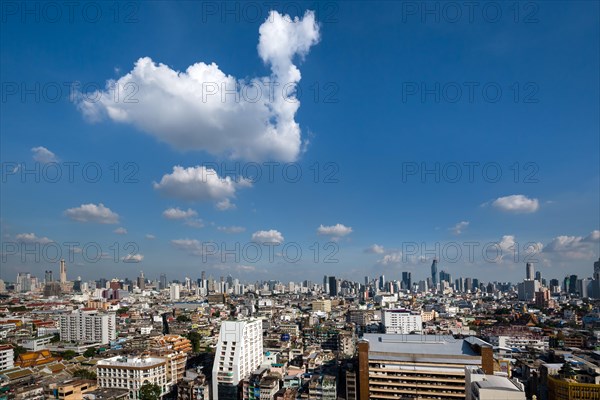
[1,1,599,284]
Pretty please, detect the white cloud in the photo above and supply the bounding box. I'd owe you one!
[171,239,203,256]
[154,166,249,209]
[317,224,353,239]
[365,244,385,254]
[216,198,236,211]
[217,226,246,234]
[251,229,284,244]
[122,253,143,262]
[31,146,58,163]
[450,221,469,235]
[77,10,320,162]
[64,203,119,224]
[491,195,539,213]
[542,230,600,259]
[15,233,52,244]
[378,252,402,265]
[162,207,198,220]
[145,234,156,240]
[114,227,127,235]
[162,207,204,228]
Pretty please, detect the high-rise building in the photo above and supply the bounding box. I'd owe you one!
[378,275,385,291]
[401,272,411,290]
[59,259,67,284]
[535,271,542,282]
[0,345,14,372]
[44,270,53,284]
[170,284,180,301]
[431,259,438,288]
[526,262,534,281]
[439,270,452,283]
[569,274,578,294]
[465,278,473,293]
[59,309,116,344]
[159,274,167,290]
[212,319,263,400]
[137,270,146,291]
[328,276,337,297]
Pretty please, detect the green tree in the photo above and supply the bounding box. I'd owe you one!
[83,348,96,358]
[50,333,60,343]
[187,331,202,353]
[176,315,191,323]
[61,350,77,360]
[139,382,162,400]
[12,345,26,361]
[73,368,97,380]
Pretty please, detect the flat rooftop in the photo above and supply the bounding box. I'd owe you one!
[362,334,482,365]
[97,356,165,368]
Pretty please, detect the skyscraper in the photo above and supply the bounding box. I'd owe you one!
[59,259,67,284]
[401,272,411,290]
[45,270,53,284]
[526,262,534,280]
[379,275,385,291]
[159,274,167,290]
[329,276,338,297]
[137,271,145,290]
[431,259,438,288]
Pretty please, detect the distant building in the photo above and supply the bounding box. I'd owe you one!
[312,299,332,313]
[465,367,525,400]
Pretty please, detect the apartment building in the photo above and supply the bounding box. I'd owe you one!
[382,309,422,334]
[59,309,116,344]
[212,319,264,400]
[97,356,170,400]
[0,345,14,371]
[358,334,494,400]
[312,300,332,313]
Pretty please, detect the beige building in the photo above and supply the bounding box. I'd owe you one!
[312,300,332,312]
[97,356,170,399]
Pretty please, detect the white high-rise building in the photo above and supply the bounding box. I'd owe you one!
[0,345,14,371]
[60,259,67,284]
[170,283,180,301]
[97,356,170,399]
[383,309,423,334]
[212,319,263,400]
[59,309,116,344]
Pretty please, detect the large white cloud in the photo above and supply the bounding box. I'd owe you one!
[542,230,600,259]
[15,233,53,244]
[251,229,284,244]
[77,10,320,162]
[153,166,250,209]
[64,203,119,224]
[491,195,539,213]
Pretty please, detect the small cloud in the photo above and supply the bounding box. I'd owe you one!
[450,221,469,235]
[217,226,246,234]
[122,253,143,262]
[251,229,284,244]
[365,244,385,254]
[145,234,156,240]
[31,146,58,163]
[490,195,539,213]
[163,207,203,228]
[64,203,119,224]
[317,223,353,239]
[216,198,236,211]
[15,232,52,244]
[114,227,127,235]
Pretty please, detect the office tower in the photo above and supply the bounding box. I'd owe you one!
[201,270,206,281]
[517,280,540,301]
[364,276,369,286]
[136,270,145,291]
[16,272,32,292]
[472,278,479,292]
[59,309,116,344]
[170,284,180,301]
[358,335,494,400]
[59,259,67,284]
[212,319,263,400]
[379,275,385,291]
[402,272,412,290]
[456,277,464,293]
[535,271,542,282]
[569,275,578,294]
[526,262,534,280]
[593,258,600,298]
[465,278,473,293]
[431,259,438,288]
[44,270,53,283]
[439,270,451,283]
[576,278,591,298]
[160,274,167,290]
[329,276,337,297]
[323,275,329,293]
